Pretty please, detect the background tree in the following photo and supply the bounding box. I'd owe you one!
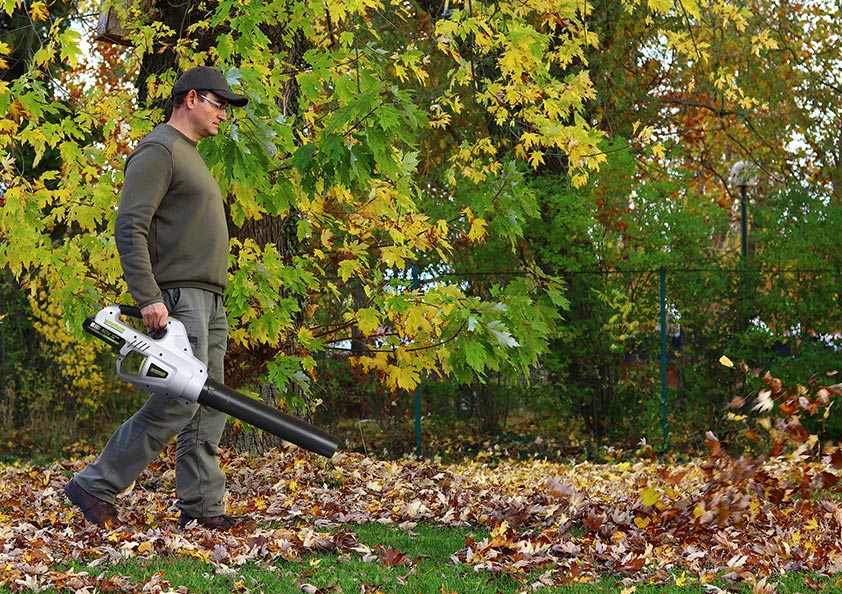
[0,0,837,456]
[522,0,841,446]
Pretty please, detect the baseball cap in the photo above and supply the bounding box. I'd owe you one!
[171,66,248,107]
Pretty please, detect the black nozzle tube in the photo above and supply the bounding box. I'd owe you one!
[198,379,339,458]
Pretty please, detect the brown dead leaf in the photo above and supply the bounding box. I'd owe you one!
[377,545,409,567]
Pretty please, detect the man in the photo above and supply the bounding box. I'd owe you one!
[65,66,248,530]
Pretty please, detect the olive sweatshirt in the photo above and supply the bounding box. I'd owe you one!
[115,124,229,309]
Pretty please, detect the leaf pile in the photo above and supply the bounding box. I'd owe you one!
[2,435,842,592]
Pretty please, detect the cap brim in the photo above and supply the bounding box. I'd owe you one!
[216,90,248,107]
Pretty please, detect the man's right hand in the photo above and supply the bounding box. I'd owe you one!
[141,302,169,331]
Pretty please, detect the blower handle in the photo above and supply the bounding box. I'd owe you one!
[118,304,143,319]
[118,304,167,339]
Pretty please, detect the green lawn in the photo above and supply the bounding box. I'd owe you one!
[4,522,837,594]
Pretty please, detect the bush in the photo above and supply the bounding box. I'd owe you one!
[0,269,142,460]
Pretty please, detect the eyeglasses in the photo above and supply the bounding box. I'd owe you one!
[198,93,229,114]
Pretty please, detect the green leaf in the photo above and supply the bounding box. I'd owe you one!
[462,340,487,373]
[486,320,520,348]
[58,28,81,67]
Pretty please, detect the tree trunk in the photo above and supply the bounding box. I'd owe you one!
[134,1,221,109]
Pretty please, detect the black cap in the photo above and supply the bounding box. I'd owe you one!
[172,66,248,107]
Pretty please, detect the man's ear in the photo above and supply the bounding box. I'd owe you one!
[185,89,199,109]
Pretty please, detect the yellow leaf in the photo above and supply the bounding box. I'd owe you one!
[647,0,671,14]
[679,0,700,18]
[528,150,545,168]
[338,259,362,281]
[436,218,448,237]
[719,355,734,368]
[498,46,529,77]
[356,308,380,335]
[137,541,153,554]
[633,516,650,529]
[636,124,654,142]
[571,172,589,187]
[651,143,666,160]
[380,245,407,268]
[640,486,660,506]
[407,303,436,334]
[29,0,49,20]
[320,228,333,248]
[389,364,420,390]
[467,217,488,242]
[32,45,55,70]
[491,520,509,537]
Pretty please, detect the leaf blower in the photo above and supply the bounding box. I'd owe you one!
[83,305,339,458]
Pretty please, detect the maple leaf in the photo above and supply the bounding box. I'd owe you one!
[377,545,409,567]
[640,486,661,507]
[466,217,488,242]
[29,0,49,21]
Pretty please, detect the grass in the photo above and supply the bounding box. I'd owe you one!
[5,523,842,593]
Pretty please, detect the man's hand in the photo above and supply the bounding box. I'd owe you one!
[141,302,168,331]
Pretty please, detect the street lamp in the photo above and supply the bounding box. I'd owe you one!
[728,160,759,259]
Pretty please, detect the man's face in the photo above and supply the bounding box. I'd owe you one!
[193,91,229,138]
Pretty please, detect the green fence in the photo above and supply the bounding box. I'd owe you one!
[405,265,841,454]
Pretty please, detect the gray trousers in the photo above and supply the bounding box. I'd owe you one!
[75,288,229,518]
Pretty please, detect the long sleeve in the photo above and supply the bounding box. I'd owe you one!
[115,142,173,308]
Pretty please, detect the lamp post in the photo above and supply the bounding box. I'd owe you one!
[728,161,759,259]
[728,160,760,339]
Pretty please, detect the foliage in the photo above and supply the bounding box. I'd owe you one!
[1,0,839,455]
[78,526,841,594]
[6,528,839,594]
[520,120,840,444]
[28,286,109,412]
[0,0,589,419]
[525,0,842,444]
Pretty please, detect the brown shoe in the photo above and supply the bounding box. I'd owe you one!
[178,513,254,531]
[65,478,119,526]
